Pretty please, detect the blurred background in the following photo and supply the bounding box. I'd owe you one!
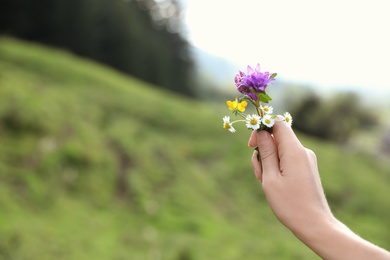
[0,0,389,259]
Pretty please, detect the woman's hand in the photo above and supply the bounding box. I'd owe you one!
[248,121,335,235]
[248,121,390,259]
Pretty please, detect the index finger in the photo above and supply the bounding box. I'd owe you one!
[272,120,305,160]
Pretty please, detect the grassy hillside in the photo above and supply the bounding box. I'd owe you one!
[0,37,389,259]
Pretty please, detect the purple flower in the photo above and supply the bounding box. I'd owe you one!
[234,63,275,101]
[234,70,246,86]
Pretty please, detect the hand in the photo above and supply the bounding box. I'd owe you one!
[248,121,390,259]
[248,121,335,236]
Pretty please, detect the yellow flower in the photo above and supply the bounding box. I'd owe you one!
[226,100,237,110]
[226,98,247,112]
[237,100,248,112]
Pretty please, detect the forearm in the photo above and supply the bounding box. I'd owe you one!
[294,218,390,260]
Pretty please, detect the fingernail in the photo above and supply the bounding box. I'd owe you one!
[275,115,285,122]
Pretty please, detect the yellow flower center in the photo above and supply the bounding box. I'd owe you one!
[250,118,258,125]
[286,117,290,122]
[265,118,271,124]
[264,107,269,111]
[224,123,231,129]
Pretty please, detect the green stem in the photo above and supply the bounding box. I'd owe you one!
[247,98,258,109]
[257,101,263,117]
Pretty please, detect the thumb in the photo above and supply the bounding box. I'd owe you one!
[256,130,280,177]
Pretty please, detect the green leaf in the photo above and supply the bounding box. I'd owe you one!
[270,73,277,78]
[259,93,272,103]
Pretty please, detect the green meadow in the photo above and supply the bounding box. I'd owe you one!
[0,37,389,259]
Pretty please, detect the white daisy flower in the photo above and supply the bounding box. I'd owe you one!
[262,114,275,128]
[245,114,262,130]
[283,112,293,126]
[261,105,273,115]
[222,116,236,133]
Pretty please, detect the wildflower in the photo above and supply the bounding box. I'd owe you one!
[261,105,273,115]
[227,98,247,112]
[246,114,262,131]
[284,112,293,126]
[234,63,276,101]
[234,70,246,86]
[237,100,247,112]
[222,62,293,134]
[262,114,275,128]
[223,116,236,133]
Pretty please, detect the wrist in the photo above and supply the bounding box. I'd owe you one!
[292,217,390,259]
[291,215,342,247]
[291,216,351,258]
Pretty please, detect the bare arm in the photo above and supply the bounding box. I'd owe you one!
[248,121,390,260]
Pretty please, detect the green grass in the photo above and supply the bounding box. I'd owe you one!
[0,37,389,259]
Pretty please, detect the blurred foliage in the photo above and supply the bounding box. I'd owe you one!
[0,38,389,259]
[0,0,195,97]
[290,91,378,142]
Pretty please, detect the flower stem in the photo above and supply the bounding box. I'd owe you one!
[257,101,264,117]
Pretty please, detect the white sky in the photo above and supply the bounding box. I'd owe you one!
[181,0,390,90]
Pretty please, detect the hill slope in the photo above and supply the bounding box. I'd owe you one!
[0,37,389,259]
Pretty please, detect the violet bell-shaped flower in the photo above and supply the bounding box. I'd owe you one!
[234,70,246,86]
[234,63,275,101]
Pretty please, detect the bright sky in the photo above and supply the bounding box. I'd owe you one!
[181,0,390,90]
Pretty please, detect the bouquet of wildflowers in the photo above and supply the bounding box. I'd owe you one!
[222,63,292,133]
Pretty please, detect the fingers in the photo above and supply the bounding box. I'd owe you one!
[251,149,262,181]
[248,130,257,148]
[249,131,262,180]
[249,121,302,180]
[272,120,302,154]
[255,130,280,177]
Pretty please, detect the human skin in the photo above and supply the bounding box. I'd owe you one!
[248,121,390,259]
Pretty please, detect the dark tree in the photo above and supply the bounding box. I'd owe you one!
[292,92,378,142]
[0,0,195,97]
